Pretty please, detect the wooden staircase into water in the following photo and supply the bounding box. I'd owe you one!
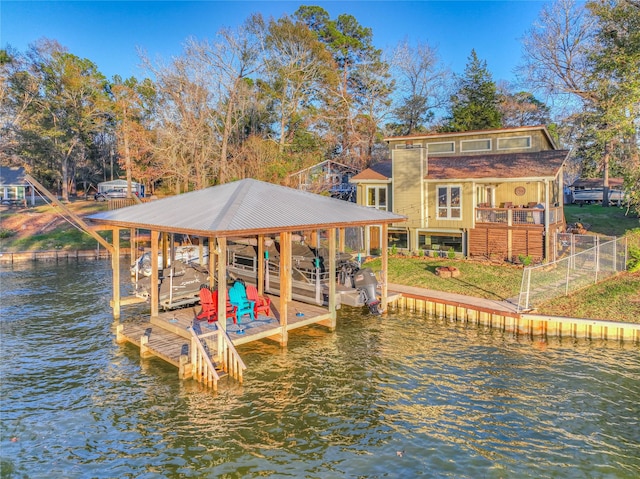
[116,315,245,391]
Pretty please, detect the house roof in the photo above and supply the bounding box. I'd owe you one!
[351,151,568,182]
[425,150,569,180]
[0,166,28,186]
[351,161,393,181]
[88,178,405,236]
[571,177,624,189]
[383,125,558,150]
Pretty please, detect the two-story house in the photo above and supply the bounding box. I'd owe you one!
[350,125,569,262]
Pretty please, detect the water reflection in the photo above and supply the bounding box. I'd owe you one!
[1,260,639,478]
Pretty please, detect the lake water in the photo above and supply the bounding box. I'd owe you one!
[1,260,639,478]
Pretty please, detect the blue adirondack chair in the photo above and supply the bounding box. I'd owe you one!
[228,282,255,322]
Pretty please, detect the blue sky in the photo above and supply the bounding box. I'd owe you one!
[2,1,547,85]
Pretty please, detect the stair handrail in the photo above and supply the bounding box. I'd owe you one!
[194,327,247,384]
[188,327,221,389]
[219,329,247,383]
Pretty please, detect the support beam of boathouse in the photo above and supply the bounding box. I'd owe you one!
[381,223,389,312]
[150,230,159,318]
[112,228,121,319]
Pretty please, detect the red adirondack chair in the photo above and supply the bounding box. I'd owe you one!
[197,286,237,324]
[246,285,271,318]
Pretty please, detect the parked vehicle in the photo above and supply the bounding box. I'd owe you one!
[94,189,128,201]
[571,188,626,205]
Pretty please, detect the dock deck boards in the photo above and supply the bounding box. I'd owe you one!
[117,294,335,365]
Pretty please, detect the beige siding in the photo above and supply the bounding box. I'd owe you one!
[387,128,556,156]
[494,182,542,207]
[425,182,474,230]
[392,149,425,228]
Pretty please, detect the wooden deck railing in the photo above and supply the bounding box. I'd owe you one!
[189,327,247,390]
[188,327,221,390]
[476,206,563,226]
[216,330,247,383]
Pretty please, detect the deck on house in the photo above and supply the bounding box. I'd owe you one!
[117,294,334,366]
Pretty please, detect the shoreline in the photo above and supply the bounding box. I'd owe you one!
[0,248,120,263]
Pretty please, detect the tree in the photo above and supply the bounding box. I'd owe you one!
[8,40,111,201]
[444,50,502,132]
[389,39,449,135]
[143,16,263,189]
[520,0,640,209]
[295,6,392,165]
[261,15,336,152]
[497,87,551,127]
[110,75,156,197]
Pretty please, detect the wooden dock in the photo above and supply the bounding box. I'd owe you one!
[115,294,335,389]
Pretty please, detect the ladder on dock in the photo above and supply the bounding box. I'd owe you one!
[116,319,246,391]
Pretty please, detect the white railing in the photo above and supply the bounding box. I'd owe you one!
[476,206,563,226]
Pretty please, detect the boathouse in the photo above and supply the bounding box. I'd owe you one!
[88,178,405,389]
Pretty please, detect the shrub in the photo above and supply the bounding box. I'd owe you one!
[447,247,456,259]
[390,244,398,256]
[518,254,533,266]
[628,245,640,273]
[0,228,15,239]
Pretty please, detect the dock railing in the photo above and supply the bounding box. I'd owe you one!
[190,327,246,389]
[188,327,221,389]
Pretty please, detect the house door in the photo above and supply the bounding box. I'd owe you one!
[368,226,381,255]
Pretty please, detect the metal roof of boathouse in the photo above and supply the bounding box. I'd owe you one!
[88,178,405,235]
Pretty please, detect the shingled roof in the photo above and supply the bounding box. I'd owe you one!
[425,150,569,180]
[0,166,28,186]
[88,178,405,236]
[352,150,568,182]
[351,161,393,181]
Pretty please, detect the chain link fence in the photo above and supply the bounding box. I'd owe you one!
[517,234,628,312]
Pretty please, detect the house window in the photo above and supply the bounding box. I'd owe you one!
[388,229,408,249]
[460,139,491,152]
[366,186,387,210]
[497,136,531,150]
[427,141,455,154]
[437,186,461,219]
[418,232,463,253]
[395,143,421,149]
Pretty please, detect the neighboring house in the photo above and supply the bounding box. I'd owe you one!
[351,125,570,262]
[289,160,359,200]
[0,166,35,206]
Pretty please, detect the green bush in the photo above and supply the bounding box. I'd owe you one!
[447,247,455,259]
[0,228,15,239]
[627,245,640,273]
[390,244,398,256]
[518,254,533,266]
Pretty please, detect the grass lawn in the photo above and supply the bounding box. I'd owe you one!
[365,256,523,301]
[535,271,640,323]
[0,199,109,251]
[564,204,639,237]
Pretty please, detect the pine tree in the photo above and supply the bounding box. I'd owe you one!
[445,50,502,132]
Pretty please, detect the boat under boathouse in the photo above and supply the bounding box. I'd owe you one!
[88,178,405,390]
